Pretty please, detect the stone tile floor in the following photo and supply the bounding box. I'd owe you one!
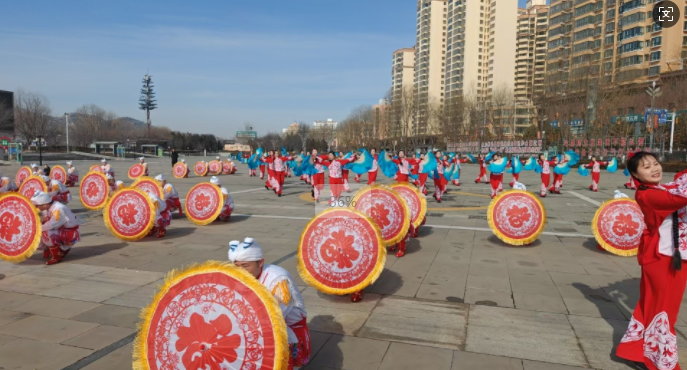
[0,157,676,369]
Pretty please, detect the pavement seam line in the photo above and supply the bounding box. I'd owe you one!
[568,191,602,207]
[564,313,593,368]
[60,331,137,370]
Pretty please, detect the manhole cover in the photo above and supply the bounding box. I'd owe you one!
[475,300,497,306]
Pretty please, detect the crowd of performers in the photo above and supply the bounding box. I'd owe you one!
[243,146,623,204]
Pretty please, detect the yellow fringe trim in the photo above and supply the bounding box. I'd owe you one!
[0,193,43,264]
[19,175,48,197]
[131,177,164,198]
[487,190,547,246]
[297,207,386,295]
[272,280,291,306]
[592,198,639,257]
[132,261,289,370]
[194,162,209,177]
[184,183,224,226]
[103,188,156,242]
[173,163,187,179]
[79,172,110,211]
[390,182,427,229]
[350,183,411,247]
[50,165,66,180]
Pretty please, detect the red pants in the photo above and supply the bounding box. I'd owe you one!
[52,192,70,204]
[476,169,488,183]
[312,173,325,200]
[342,170,350,191]
[329,177,344,201]
[550,174,562,193]
[626,177,637,190]
[490,173,503,198]
[259,165,266,179]
[166,198,183,214]
[617,256,687,370]
[274,171,285,194]
[433,176,447,200]
[288,318,312,369]
[368,170,377,185]
[218,205,232,222]
[540,173,550,196]
[590,172,600,191]
[509,173,519,187]
[418,173,429,194]
[66,175,78,187]
[397,173,409,183]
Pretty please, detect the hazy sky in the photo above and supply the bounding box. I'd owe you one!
[1,0,532,137]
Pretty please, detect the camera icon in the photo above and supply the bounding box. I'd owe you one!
[652,1,681,28]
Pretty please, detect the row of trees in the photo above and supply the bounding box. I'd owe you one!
[0,89,224,152]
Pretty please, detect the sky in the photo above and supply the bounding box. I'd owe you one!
[0,0,532,137]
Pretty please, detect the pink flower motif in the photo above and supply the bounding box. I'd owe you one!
[321,230,360,269]
[175,313,241,370]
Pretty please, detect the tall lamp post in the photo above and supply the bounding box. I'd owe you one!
[64,113,70,153]
[646,81,662,152]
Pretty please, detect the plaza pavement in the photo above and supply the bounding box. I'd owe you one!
[0,155,682,370]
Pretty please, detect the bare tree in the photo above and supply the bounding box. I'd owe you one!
[0,100,13,132]
[14,90,59,163]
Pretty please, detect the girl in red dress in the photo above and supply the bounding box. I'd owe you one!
[616,152,687,370]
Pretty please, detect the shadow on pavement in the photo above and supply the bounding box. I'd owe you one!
[162,227,196,240]
[487,235,541,248]
[304,315,344,369]
[572,281,646,369]
[62,242,129,261]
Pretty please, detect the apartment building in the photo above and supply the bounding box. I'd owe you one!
[415,0,447,135]
[392,48,416,97]
[515,0,549,103]
[445,0,517,101]
[546,0,687,94]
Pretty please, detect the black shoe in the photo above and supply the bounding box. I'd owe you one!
[311,190,314,198]
[278,194,282,197]
[265,186,269,190]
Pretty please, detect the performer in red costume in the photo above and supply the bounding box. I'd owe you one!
[433,151,448,203]
[392,151,419,183]
[260,151,280,192]
[488,154,504,199]
[310,149,327,202]
[475,154,489,184]
[538,154,553,198]
[416,153,430,195]
[65,161,79,187]
[316,152,357,205]
[584,156,609,192]
[548,156,563,194]
[259,152,267,180]
[273,151,293,197]
[338,152,351,193]
[31,191,81,265]
[616,152,687,370]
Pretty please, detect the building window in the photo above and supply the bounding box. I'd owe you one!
[651,36,662,46]
[651,51,661,61]
[649,66,660,75]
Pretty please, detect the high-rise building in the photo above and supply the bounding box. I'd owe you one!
[445,0,517,101]
[415,0,448,135]
[546,0,687,94]
[515,0,549,103]
[392,48,416,97]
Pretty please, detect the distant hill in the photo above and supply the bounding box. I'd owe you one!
[118,117,146,129]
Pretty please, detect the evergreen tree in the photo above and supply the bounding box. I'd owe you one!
[139,74,157,137]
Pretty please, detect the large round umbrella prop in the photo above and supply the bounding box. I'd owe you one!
[222,161,234,175]
[389,182,427,230]
[15,167,31,187]
[194,161,209,177]
[298,208,385,295]
[128,164,146,180]
[0,193,42,263]
[132,177,164,199]
[133,261,289,370]
[185,183,223,226]
[592,198,645,256]
[351,184,410,246]
[488,190,546,246]
[173,163,187,179]
[80,171,110,211]
[19,176,47,200]
[208,160,222,175]
[50,165,67,183]
[89,164,103,173]
[104,188,155,241]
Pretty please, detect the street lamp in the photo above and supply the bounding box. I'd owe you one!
[64,113,70,153]
[646,81,662,151]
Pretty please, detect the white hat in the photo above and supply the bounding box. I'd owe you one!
[31,191,52,205]
[155,174,165,181]
[106,174,114,180]
[139,157,145,161]
[229,238,264,263]
[216,156,220,160]
[66,161,73,166]
[228,240,241,261]
[40,175,50,182]
[30,163,38,168]
[512,182,527,191]
[614,190,630,199]
[180,159,185,163]
[210,176,220,185]
[101,159,107,163]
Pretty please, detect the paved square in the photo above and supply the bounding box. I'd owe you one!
[0,157,679,369]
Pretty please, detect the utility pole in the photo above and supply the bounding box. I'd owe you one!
[646,81,662,152]
[64,113,70,153]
